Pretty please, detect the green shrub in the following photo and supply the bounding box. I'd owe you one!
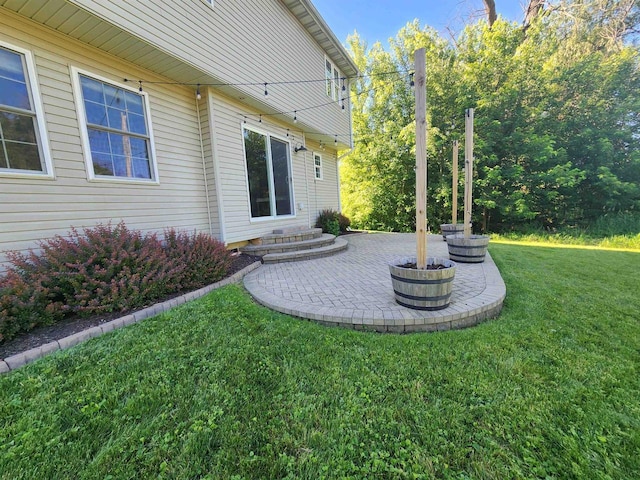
[316,209,341,236]
[164,229,233,291]
[338,213,351,232]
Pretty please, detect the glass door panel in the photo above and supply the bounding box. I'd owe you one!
[244,129,271,217]
[270,137,292,216]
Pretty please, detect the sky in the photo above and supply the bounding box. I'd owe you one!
[311,0,527,47]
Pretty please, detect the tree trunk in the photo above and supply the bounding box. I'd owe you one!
[483,0,497,28]
[523,0,545,32]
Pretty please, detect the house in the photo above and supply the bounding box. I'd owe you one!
[0,0,358,269]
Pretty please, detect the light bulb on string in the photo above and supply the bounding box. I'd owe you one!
[334,135,338,147]
[259,114,262,123]
[264,83,268,96]
[341,77,346,91]
[409,72,415,87]
[138,81,143,92]
[293,111,298,123]
[196,84,201,100]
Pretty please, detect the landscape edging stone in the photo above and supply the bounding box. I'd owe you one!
[0,261,262,375]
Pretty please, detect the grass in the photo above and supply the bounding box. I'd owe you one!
[1,243,639,479]
[489,212,640,250]
[490,232,640,251]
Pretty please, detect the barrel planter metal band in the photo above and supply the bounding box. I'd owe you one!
[446,234,490,263]
[440,223,466,240]
[389,257,456,311]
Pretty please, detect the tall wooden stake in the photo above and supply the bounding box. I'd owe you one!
[415,48,427,269]
[464,108,474,238]
[452,140,459,225]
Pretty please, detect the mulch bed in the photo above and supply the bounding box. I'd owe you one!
[0,253,260,360]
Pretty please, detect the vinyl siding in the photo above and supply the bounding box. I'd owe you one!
[0,13,213,268]
[66,0,352,139]
[306,144,341,223]
[209,90,325,244]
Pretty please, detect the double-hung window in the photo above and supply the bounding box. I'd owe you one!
[0,43,52,177]
[325,57,342,102]
[73,69,157,182]
[314,153,323,180]
[243,126,294,219]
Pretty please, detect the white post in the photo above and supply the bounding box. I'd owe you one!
[415,48,427,269]
[464,108,474,238]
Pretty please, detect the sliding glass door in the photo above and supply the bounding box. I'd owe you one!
[243,127,293,219]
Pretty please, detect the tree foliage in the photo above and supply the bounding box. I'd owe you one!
[340,0,640,233]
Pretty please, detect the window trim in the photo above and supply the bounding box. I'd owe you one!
[240,123,296,222]
[313,152,323,180]
[324,56,342,102]
[0,40,54,179]
[70,66,159,184]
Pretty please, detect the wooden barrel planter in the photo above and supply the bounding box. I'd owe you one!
[389,257,456,310]
[446,234,490,263]
[440,223,466,240]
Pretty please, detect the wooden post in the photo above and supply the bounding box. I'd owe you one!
[415,48,427,269]
[452,140,458,225]
[464,108,474,238]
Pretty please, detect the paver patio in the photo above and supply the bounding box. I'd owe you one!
[244,232,506,332]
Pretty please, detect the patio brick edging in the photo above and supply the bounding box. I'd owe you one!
[0,261,262,375]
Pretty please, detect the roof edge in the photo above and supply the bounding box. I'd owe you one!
[284,0,359,78]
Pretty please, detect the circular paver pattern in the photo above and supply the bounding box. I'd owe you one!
[244,233,506,332]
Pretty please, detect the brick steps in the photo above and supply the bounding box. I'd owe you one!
[242,233,336,256]
[260,227,323,245]
[263,237,348,264]
[241,227,347,263]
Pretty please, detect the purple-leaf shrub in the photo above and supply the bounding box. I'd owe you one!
[164,229,232,291]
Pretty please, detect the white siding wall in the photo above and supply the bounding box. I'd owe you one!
[67,0,352,140]
[209,90,323,243]
[0,14,213,268]
[304,143,341,225]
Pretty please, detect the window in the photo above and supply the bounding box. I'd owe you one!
[0,43,52,176]
[325,57,342,101]
[314,153,323,180]
[73,69,157,182]
[243,127,294,219]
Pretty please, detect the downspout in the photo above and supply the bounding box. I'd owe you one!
[207,89,226,243]
[195,91,213,236]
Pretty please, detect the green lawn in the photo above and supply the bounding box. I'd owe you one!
[1,243,639,479]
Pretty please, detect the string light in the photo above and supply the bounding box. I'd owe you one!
[196,84,201,100]
[138,80,143,92]
[264,83,268,96]
[293,111,298,123]
[259,114,262,123]
[341,77,346,91]
[409,72,415,87]
[122,69,407,90]
[334,135,338,146]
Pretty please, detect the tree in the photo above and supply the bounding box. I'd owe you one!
[340,1,640,233]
